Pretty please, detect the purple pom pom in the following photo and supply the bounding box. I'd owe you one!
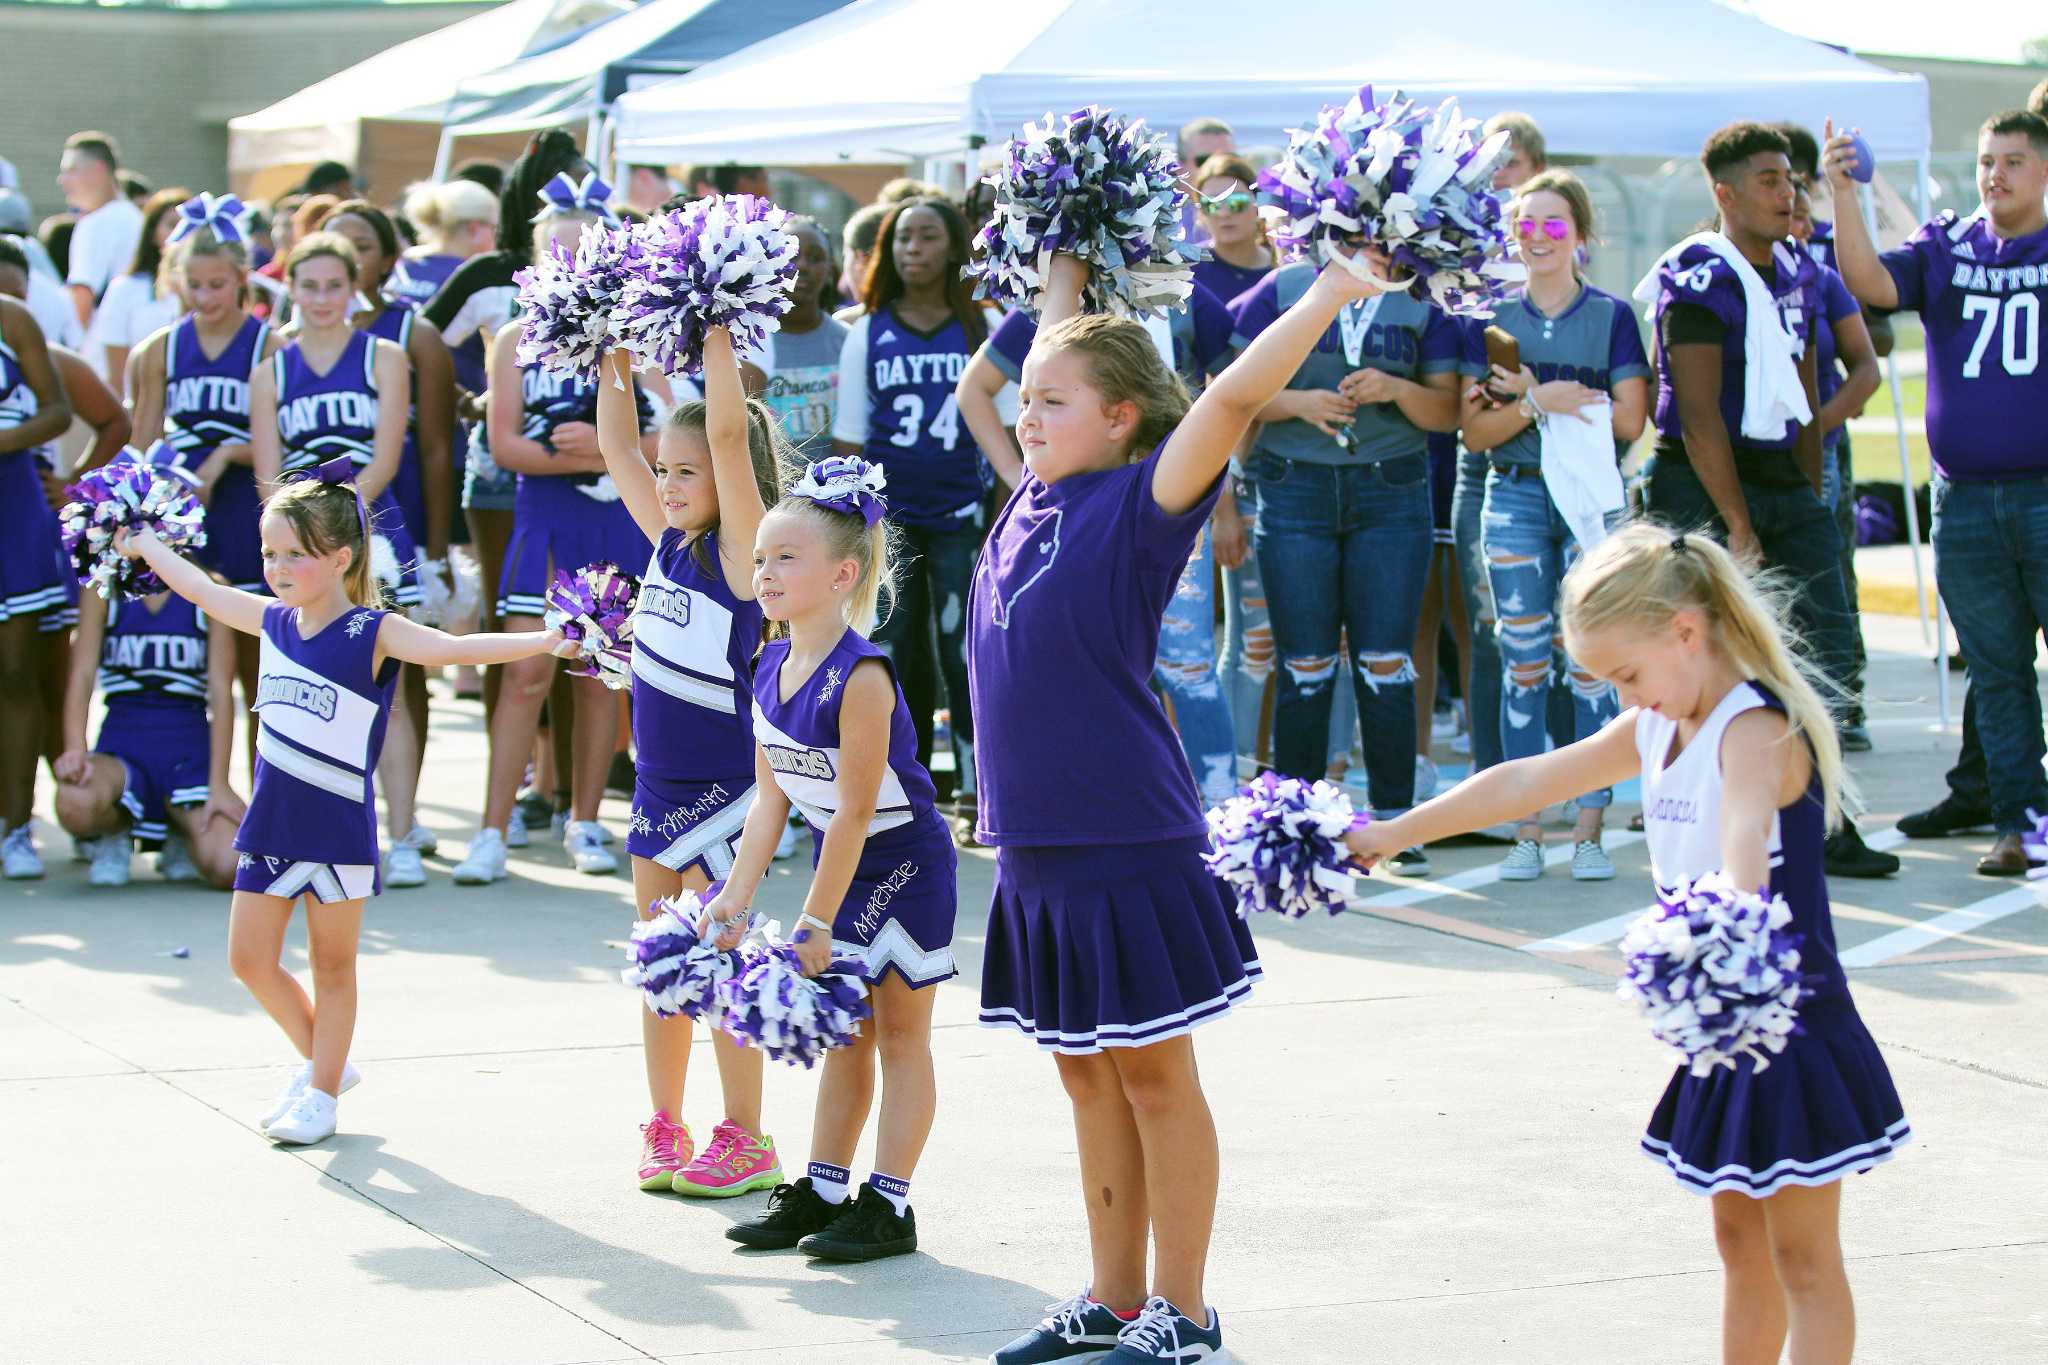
[621,884,748,1020]
[1203,772,1370,919]
[614,194,798,377]
[513,220,638,384]
[59,445,208,600]
[1257,86,1520,317]
[544,561,638,689]
[1615,872,1811,1076]
[716,942,872,1069]
[966,105,1199,318]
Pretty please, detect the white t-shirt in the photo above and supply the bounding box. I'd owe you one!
[94,272,182,349]
[65,197,144,302]
[25,269,83,350]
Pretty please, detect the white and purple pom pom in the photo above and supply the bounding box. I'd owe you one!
[716,943,872,1069]
[621,885,748,1021]
[2021,810,2048,880]
[1203,772,1370,919]
[1615,872,1811,1076]
[967,105,1199,319]
[513,219,638,384]
[1257,86,1521,316]
[543,561,639,690]
[59,446,208,600]
[614,194,797,377]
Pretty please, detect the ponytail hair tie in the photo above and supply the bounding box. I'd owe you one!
[1670,532,1691,555]
[789,455,888,527]
[168,192,249,246]
[534,172,619,225]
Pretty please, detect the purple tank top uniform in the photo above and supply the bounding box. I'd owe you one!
[273,330,422,607]
[165,313,270,589]
[96,594,213,849]
[753,627,958,989]
[234,602,398,901]
[624,527,763,877]
[969,438,1262,1052]
[0,337,69,624]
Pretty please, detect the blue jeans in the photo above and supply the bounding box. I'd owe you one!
[1930,473,2048,832]
[1155,526,1238,803]
[1452,450,1503,771]
[1480,466,1617,809]
[1254,451,1432,813]
[875,515,980,793]
[1219,464,1271,759]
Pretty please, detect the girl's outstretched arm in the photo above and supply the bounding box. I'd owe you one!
[118,528,270,634]
[1348,709,1643,865]
[701,327,770,598]
[1155,260,1386,515]
[373,613,569,670]
[597,348,667,544]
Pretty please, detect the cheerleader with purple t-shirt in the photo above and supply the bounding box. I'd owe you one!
[122,465,569,1147]
[710,455,959,1263]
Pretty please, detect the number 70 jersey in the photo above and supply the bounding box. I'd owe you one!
[1882,210,2048,480]
[831,305,989,528]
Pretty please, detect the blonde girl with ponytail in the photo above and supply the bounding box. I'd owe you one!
[1348,521,1908,1365]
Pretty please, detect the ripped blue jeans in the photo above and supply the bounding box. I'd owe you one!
[1254,450,1432,815]
[1480,466,1617,808]
[1155,527,1238,803]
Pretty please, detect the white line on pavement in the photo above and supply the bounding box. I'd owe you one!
[1837,884,2045,968]
[1352,829,1646,911]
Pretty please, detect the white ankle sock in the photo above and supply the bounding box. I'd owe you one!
[808,1160,849,1203]
[870,1171,910,1215]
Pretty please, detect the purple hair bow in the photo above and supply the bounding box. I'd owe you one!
[534,172,619,225]
[168,192,248,245]
[789,455,888,527]
[305,454,370,540]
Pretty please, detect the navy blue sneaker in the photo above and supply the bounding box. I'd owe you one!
[988,1289,1130,1363]
[1102,1296,1223,1363]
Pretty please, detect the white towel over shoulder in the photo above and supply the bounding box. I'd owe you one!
[1633,232,1810,443]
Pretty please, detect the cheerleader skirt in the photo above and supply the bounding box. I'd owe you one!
[203,465,266,591]
[979,836,1261,1054]
[627,772,755,878]
[496,478,649,619]
[2,453,70,623]
[822,812,959,990]
[1641,996,1911,1198]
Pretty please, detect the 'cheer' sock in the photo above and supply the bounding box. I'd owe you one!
[870,1171,911,1215]
[807,1160,850,1204]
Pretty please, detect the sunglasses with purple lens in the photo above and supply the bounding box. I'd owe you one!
[1515,218,1572,241]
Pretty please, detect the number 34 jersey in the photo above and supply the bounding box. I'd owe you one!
[1882,209,2048,480]
[831,305,994,528]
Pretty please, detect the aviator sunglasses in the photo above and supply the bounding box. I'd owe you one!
[1515,217,1573,241]
[1202,190,1256,214]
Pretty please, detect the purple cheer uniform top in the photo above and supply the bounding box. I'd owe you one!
[357,300,432,558]
[1632,681,1909,1197]
[623,527,762,877]
[969,438,1262,1053]
[95,593,214,850]
[1878,209,2048,482]
[234,602,399,904]
[490,358,651,619]
[272,330,422,608]
[753,627,958,989]
[0,336,70,625]
[164,313,270,589]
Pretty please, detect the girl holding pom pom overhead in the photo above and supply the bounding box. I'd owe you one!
[588,314,784,1197]
[1346,523,1908,1365]
[714,456,958,1264]
[976,249,1386,1365]
[118,463,572,1147]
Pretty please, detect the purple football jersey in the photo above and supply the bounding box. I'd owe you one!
[968,438,1222,845]
[1882,211,2048,480]
[1651,239,1817,453]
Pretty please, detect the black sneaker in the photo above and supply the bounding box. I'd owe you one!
[1839,724,1872,753]
[1387,845,1431,877]
[725,1177,841,1249]
[796,1182,918,1261]
[1824,824,1900,879]
[606,750,636,798]
[514,788,555,828]
[1896,794,1993,839]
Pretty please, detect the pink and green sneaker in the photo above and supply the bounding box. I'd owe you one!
[638,1111,694,1191]
[671,1119,782,1198]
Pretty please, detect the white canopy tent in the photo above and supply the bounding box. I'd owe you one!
[227,0,633,199]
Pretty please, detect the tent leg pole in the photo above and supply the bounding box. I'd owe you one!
[431,129,455,183]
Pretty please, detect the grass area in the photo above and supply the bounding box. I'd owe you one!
[1851,318,1929,485]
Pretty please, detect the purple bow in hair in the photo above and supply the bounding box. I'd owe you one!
[168,192,248,245]
[534,172,619,224]
[789,455,888,527]
[305,454,371,539]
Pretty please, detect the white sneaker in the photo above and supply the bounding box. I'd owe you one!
[1413,754,1439,803]
[565,820,617,875]
[504,807,530,848]
[452,828,508,885]
[398,824,439,857]
[588,822,614,846]
[156,834,202,883]
[2,825,43,880]
[774,819,800,860]
[1499,838,1545,881]
[88,835,133,887]
[1571,840,1617,882]
[266,1088,339,1145]
[384,843,427,888]
[258,1060,362,1131]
